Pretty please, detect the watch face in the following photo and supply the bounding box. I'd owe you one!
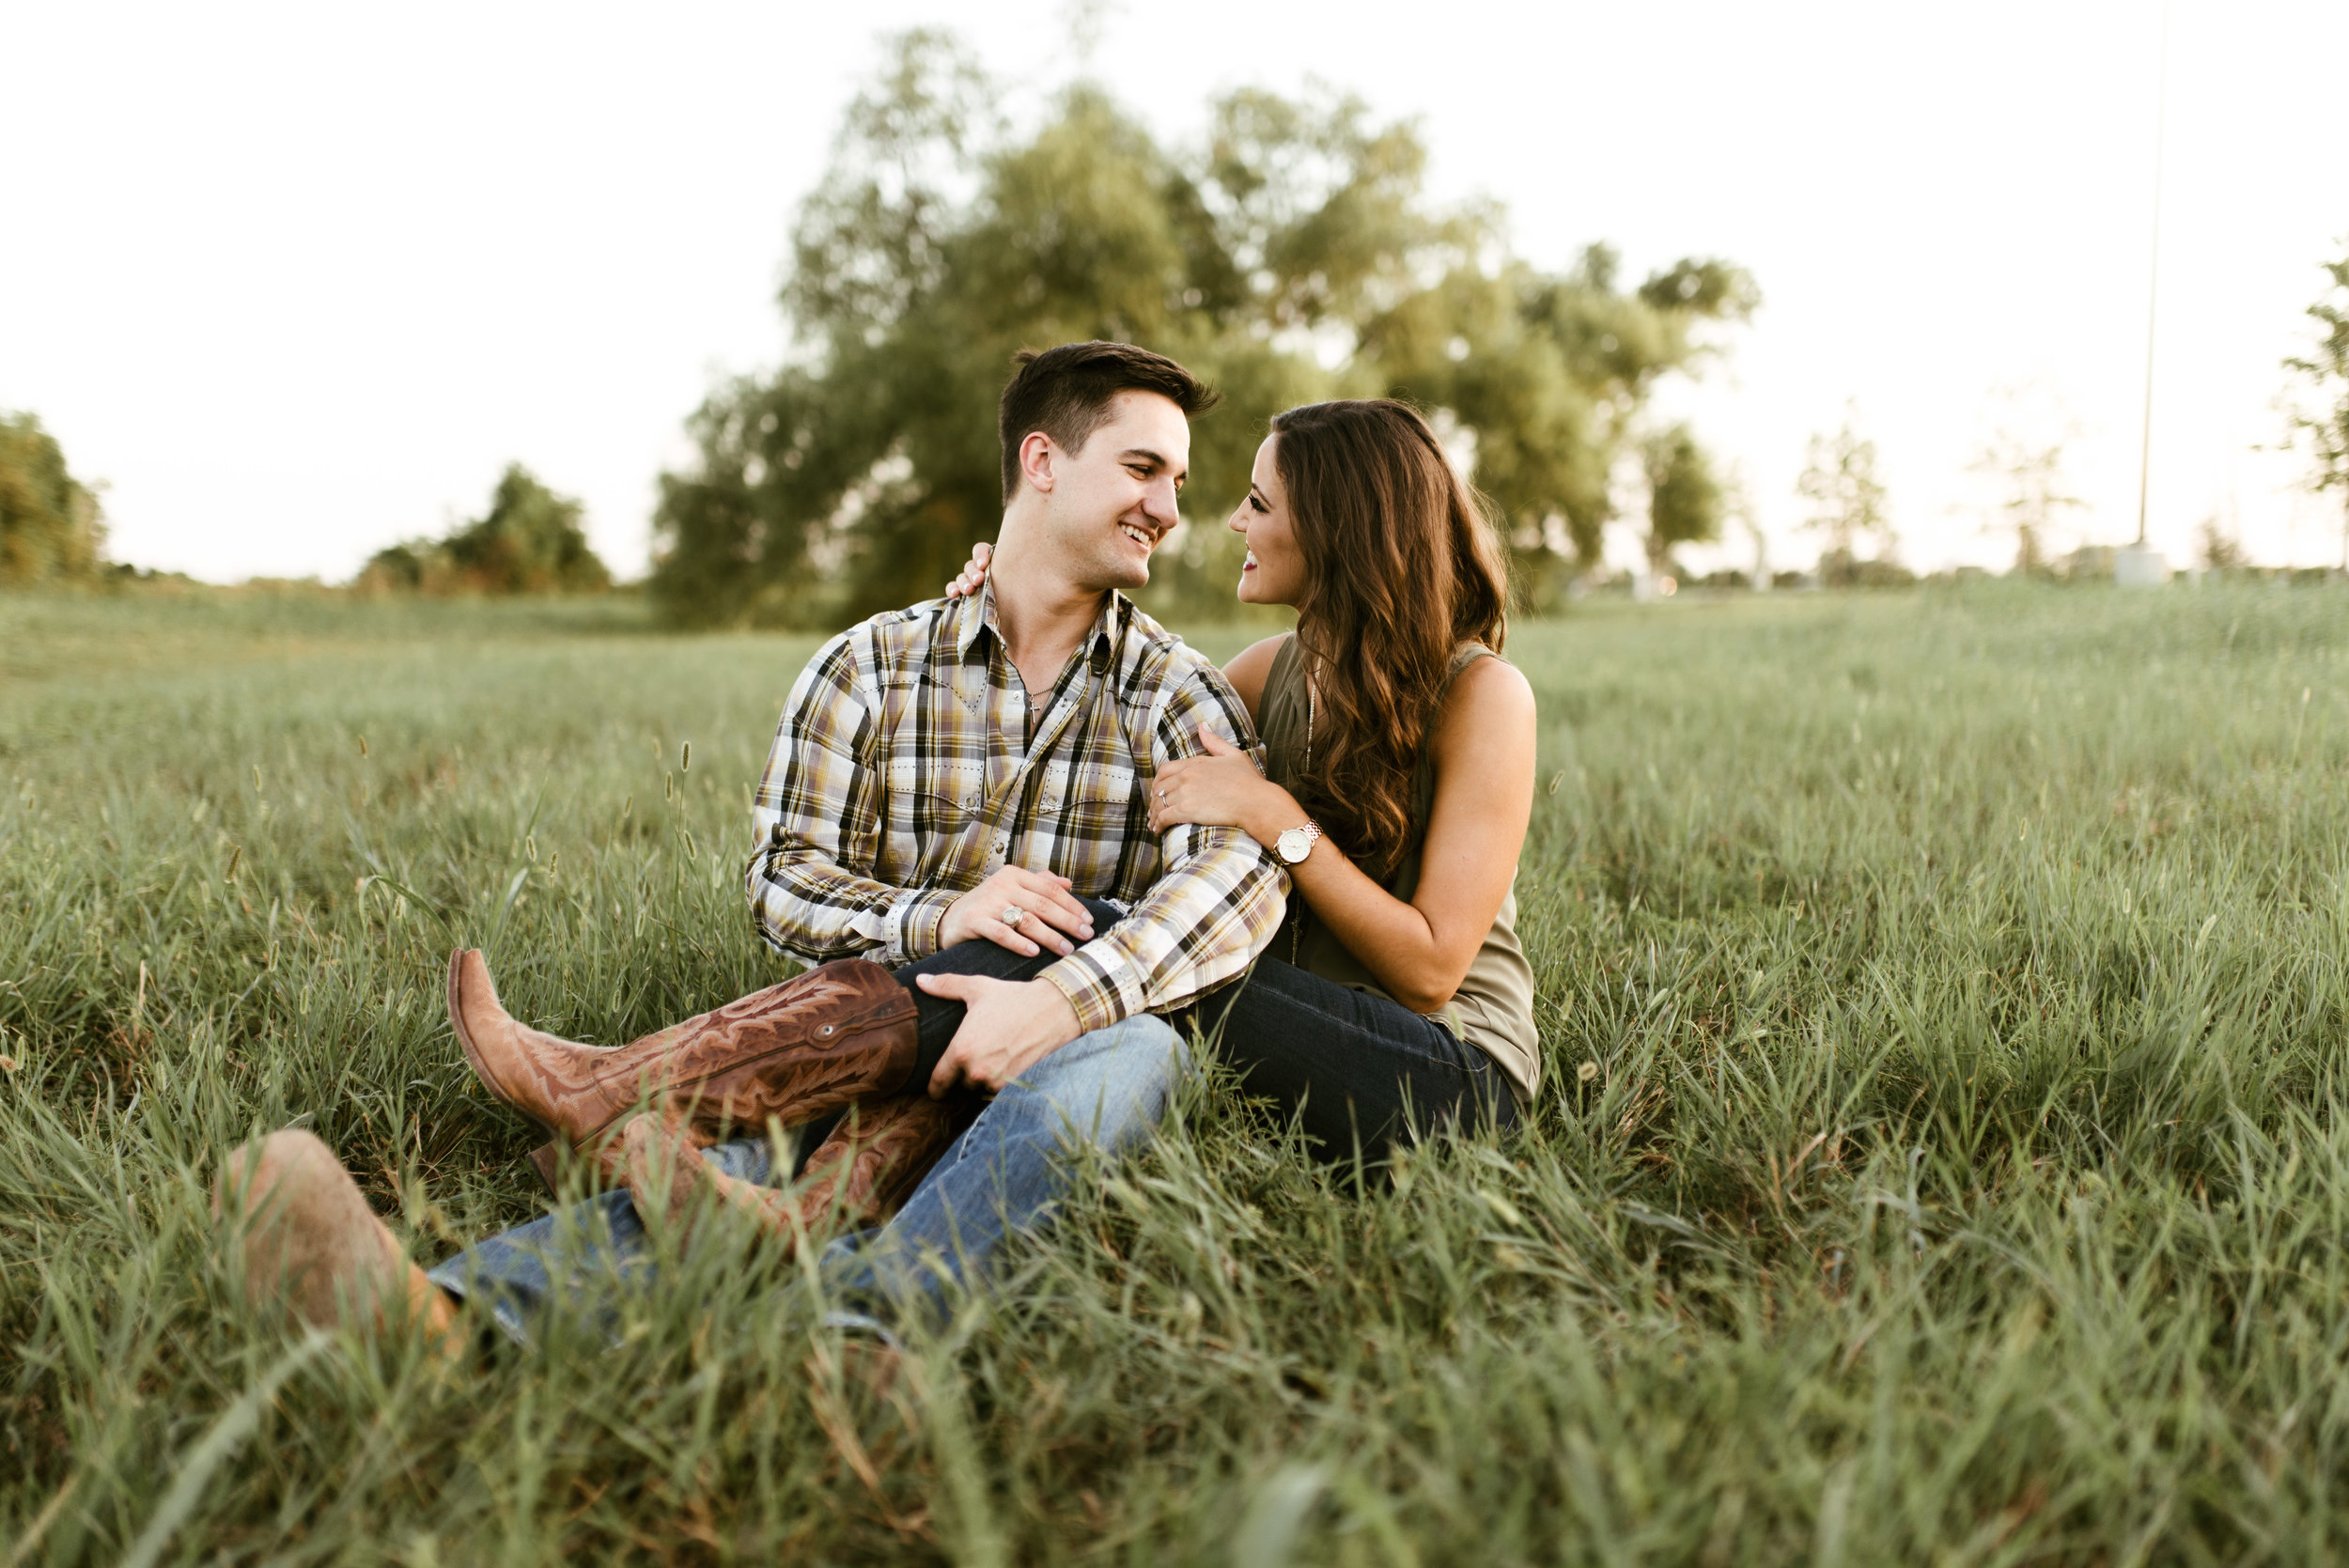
[1277,828,1311,864]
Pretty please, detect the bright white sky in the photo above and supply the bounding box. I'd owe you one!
[6,1,2346,584]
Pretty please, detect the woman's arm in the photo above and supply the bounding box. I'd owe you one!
[1148,656,1536,1014]
[1277,658,1534,1011]
[1220,633,1288,725]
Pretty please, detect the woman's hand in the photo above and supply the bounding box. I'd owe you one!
[940,865,1094,957]
[942,540,991,599]
[1147,729,1298,843]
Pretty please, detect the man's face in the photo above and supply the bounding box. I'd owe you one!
[1037,390,1190,593]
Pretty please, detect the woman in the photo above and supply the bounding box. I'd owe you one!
[950,398,1540,1153]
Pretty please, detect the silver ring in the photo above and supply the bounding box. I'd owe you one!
[1000,903,1025,928]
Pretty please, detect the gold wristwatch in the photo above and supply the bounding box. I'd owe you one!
[1274,819,1323,865]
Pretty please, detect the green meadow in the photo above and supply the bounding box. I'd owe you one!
[5,581,2348,1564]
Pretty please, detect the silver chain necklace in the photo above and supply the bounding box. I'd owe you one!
[1289,654,1318,965]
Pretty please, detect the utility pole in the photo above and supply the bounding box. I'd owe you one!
[2118,0,2174,587]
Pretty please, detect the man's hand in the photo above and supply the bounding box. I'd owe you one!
[914,974,1084,1094]
[939,866,1096,957]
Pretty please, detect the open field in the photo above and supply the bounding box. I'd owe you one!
[5,582,2349,1564]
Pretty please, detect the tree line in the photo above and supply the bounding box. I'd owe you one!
[10,30,2343,605]
[0,425,613,597]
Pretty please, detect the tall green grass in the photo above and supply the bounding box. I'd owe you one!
[3,582,2347,1564]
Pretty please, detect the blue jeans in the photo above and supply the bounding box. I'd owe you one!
[427,1006,1185,1343]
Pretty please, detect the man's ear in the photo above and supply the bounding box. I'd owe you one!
[1019,431,1057,495]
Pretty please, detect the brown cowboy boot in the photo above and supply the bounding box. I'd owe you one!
[213,1129,467,1358]
[448,950,921,1185]
[618,1094,967,1251]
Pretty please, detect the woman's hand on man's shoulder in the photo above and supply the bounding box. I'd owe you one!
[941,540,991,599]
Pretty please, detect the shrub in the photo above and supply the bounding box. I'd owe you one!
[358,464,609,595]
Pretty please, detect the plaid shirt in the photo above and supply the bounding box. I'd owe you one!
[747,585,1286,1033]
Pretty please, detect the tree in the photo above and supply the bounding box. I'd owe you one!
[2196,512,2247,572]
[0,411,105,585]
[1969,394,2083,575]
[359,463,608,595]
[2281,245,2349,570]
[1723,467,1770,588]
[1639,423,1722,575]
[1796,412,1893,584]
[651,31,1756,627]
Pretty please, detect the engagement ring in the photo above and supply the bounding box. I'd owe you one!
[1000,904,1025,927]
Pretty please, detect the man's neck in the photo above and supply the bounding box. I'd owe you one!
[985,531,1111,698]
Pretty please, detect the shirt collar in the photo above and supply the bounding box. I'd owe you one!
[953,579,1126,675]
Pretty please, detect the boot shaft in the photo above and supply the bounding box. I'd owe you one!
[589,959,921,1136]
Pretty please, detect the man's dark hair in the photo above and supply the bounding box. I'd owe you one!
[998,341,1219,502]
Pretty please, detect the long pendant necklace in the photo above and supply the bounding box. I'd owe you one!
[1289,655,1316,966]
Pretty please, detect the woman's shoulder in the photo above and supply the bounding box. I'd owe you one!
[1431,648,1534,753]
[1221,632,1294,721]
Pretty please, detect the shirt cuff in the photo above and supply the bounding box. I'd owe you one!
[886,888,958,965]
[1036,946,1138,1036]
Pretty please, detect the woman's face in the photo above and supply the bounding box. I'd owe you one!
[1230,433,1307,606]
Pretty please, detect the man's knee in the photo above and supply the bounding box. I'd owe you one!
[1007,1014,1187,1153]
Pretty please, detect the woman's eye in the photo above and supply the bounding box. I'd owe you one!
[1249,495,1268,514]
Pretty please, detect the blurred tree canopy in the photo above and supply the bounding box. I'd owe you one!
[1970,426,2081,577]
[1640,423,1722,574]
[2281,246,2349,570]
[652,30,1755,627]
[0,412,106,585]
[359,463,609,595]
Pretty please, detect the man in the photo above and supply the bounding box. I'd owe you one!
[214,341,1286,1345]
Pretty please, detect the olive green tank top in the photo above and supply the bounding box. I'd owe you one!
[1256,635,1541,1104]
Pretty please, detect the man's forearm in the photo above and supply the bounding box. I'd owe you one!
[1034,826,1284,1032]
[747,847,959,968]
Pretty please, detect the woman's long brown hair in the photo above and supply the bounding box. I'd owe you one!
[1269,399,1511,876]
